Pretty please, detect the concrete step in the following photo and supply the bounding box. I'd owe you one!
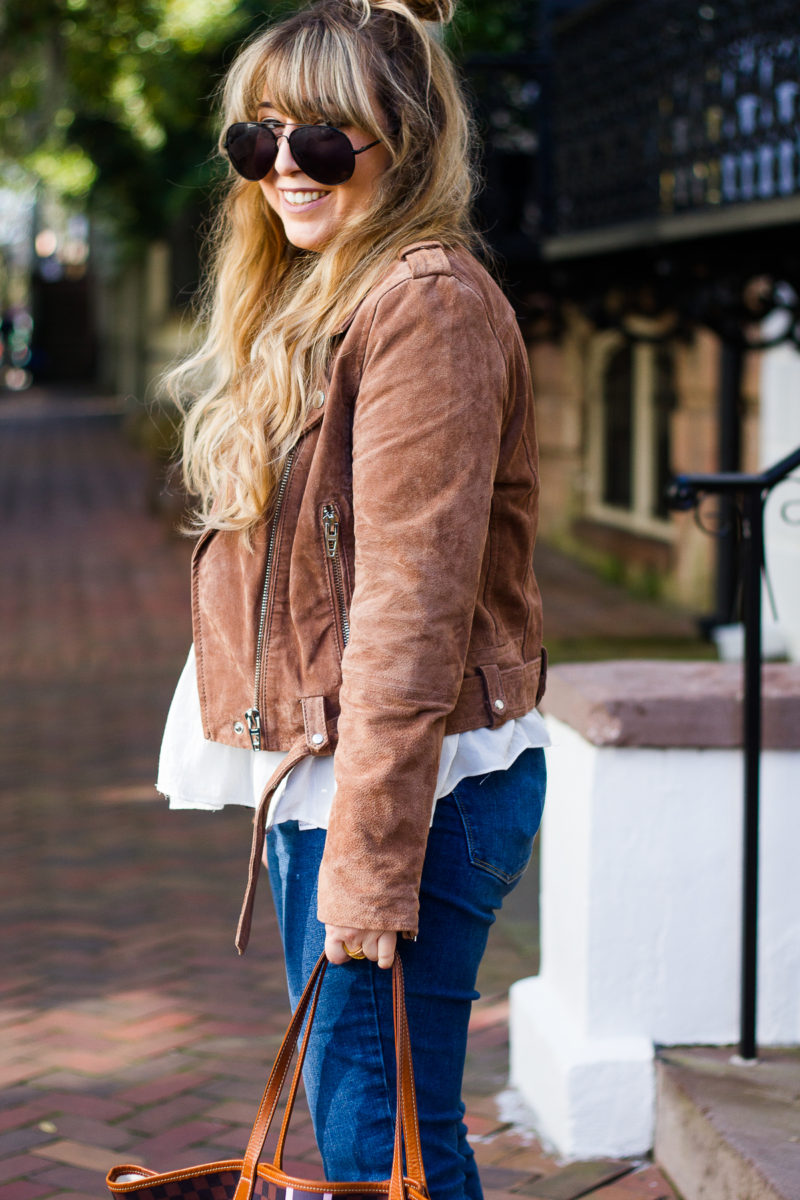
[655,1046,800,1200]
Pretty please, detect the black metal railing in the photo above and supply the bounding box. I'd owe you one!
[666,443,800,1061]
[548,0,800,236]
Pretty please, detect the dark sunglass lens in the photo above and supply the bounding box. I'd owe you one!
[225,123,277,181]
[291,126,355,186]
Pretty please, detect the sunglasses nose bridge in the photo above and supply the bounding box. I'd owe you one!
[271,129,302,174]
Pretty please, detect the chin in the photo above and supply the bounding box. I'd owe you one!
[284,228,330,252]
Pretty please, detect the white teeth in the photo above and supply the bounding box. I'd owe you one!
[283,190,327,205]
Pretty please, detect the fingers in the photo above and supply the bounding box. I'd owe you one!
[324,925,362,965]
[377,930,397,969]
[361,930,397,969]
[323,925,397,969]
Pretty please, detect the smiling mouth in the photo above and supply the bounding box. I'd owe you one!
[282,190,330,207]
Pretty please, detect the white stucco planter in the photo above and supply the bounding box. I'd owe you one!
[761,316,800,663]
[509,662,800,1159]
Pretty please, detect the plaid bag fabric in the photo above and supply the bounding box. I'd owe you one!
[107,955,429,1200]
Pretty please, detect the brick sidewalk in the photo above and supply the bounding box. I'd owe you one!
[0,397,679,1200]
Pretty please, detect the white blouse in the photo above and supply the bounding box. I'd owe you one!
[157,645,550,830]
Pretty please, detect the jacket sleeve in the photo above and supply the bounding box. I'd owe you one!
[316,269,510,933]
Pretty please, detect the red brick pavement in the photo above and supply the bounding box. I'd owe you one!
[0,395,680,1200]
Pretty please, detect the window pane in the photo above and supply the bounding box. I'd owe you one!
[602,344,633,508]
[652,347,676,518]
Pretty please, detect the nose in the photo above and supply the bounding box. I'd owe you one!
[272,130,299,175]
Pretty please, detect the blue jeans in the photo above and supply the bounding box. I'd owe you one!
[266,746,546,1200]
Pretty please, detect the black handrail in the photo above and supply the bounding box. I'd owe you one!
[666,444,800,1060]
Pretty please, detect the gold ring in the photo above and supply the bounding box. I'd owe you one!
[343,942,366,960]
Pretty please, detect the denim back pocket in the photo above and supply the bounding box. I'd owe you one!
[452,746,546,883]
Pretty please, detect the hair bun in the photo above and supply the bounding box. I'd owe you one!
[365,0,456,24]
[402,0,456,22]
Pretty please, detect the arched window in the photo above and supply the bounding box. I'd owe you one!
[587,333,676,533]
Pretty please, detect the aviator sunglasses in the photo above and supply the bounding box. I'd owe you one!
[224,121,381,186]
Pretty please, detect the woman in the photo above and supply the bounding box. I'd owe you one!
[157,1,548,1198]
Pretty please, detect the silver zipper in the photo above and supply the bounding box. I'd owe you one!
[244,449,295,750]
[322,503,350,647]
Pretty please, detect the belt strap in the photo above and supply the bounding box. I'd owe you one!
[235,738,310,955]
[237,697,337,954]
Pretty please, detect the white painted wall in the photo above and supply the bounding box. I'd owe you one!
[760,314,800,661]
[510,716,800,1158]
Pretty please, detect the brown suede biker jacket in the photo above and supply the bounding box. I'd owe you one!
[190,242,546,952]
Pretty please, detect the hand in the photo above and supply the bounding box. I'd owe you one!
[325,925,397,969]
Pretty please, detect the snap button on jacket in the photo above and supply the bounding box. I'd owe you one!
[191,243,546,949]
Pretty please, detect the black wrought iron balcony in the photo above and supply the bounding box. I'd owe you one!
[544,0,800,258]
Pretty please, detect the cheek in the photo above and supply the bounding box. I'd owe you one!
[259,182,285,223]
[346,176,379,215]
[354,156,391,210]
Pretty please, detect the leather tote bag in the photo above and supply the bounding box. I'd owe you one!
[106,952,430,1200]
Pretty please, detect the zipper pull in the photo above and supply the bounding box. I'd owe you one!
[244,707,262,751]
[322,504,339,558]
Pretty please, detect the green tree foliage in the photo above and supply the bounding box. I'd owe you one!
[450,0,537,57]
[0,0,278,242]
[0,0,534,248]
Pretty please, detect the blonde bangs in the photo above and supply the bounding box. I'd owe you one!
[260,28,384,139]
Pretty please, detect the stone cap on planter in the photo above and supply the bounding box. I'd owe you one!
[541,661,800,749]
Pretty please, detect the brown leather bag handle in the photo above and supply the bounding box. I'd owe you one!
[233,953,328,1200]
[273,962,324,1170]
[393,955,427,1192]
[273,953,427,1196]
[234,953,428,1200]
[385,955,428,1200]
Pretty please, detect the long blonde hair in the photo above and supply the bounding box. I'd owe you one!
[172,0,480,535]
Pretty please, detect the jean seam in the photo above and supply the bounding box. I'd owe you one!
[472,857,524,884]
